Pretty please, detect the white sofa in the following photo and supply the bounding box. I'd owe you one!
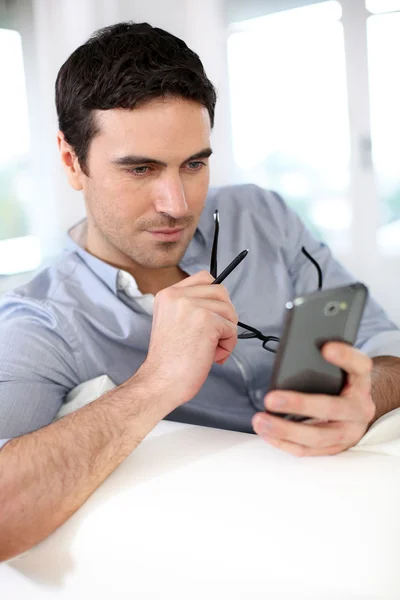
[1,377,400,600]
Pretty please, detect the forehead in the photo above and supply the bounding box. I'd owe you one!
[93,98,211,160]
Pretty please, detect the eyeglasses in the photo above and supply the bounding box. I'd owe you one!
[210,210,323,353]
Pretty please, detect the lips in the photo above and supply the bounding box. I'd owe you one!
[148,228,185,242]
[149,228,184,234]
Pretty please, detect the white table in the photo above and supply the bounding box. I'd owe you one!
[1,419,400,600]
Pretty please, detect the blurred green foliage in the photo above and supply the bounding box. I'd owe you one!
[384,188,400,224]
[0,163,29,241]
[262,151,400,233]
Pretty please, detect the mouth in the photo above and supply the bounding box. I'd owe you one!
[147,228,185,242]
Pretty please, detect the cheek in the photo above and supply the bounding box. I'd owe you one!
[184,171,210,212]
[85,173,149,223]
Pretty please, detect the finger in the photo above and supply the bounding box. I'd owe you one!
[265,389,361,422]
[166,281,238,323]
[213,315,238,363]
[155,285,238,326]
[323,343,372,384]
[182,284,234,307]
[257,433,347,458]
[172,270,214,288]
[323,344,373,410]
[194,299,238,326]
[252,412,362,449]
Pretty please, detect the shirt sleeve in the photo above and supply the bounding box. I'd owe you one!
[0,293,81,442]
[268,190,400,358]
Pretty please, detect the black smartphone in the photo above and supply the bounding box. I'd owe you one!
[268,282,368,422]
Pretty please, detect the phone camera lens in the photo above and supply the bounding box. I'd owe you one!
[324,301,340,317]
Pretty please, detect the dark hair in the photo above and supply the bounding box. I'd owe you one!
[55,22,217,174]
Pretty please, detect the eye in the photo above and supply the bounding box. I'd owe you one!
[128,166,150,176]
[186,161,206,171]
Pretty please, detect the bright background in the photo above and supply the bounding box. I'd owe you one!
[1,0,400,323]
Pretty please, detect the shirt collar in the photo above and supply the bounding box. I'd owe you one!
[66,219,120,293]
[65,213,210,295]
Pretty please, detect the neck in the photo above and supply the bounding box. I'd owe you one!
[75,219,190,295]
[133,266,189,295]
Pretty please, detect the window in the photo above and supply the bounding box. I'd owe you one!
[227,2,351,250]
[367,11,400,251]
[366,0,400,13]
[0,28,40,275]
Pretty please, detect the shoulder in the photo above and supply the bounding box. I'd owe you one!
[206,184,288,220]
[202,184,291,241]
[0,252,85,351]
[4,251,82,304]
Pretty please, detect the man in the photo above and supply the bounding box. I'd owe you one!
[0,21,399,562]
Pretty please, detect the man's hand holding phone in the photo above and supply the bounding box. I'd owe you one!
[252,342,376,457]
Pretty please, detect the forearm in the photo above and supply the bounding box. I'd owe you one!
[371,356,400,421]
[0,371,169,562]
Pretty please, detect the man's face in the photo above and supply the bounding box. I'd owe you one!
[78,97,212,269]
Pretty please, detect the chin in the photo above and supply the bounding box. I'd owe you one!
[156,240,190,262]
[136,247,186,269]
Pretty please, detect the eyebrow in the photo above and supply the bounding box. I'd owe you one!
[112,147,213,168]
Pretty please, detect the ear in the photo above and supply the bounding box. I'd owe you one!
[57,131,85,191]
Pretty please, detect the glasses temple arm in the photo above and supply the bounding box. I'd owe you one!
[210,210,220,279]
[301,246,323,290]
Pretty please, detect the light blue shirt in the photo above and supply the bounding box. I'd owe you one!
[1,185,399,448]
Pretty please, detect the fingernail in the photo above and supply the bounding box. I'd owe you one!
[269,394,287,409]
[326,346,339,360]
[254,417,272,432]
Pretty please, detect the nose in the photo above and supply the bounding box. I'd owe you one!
[153,173,188,219]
